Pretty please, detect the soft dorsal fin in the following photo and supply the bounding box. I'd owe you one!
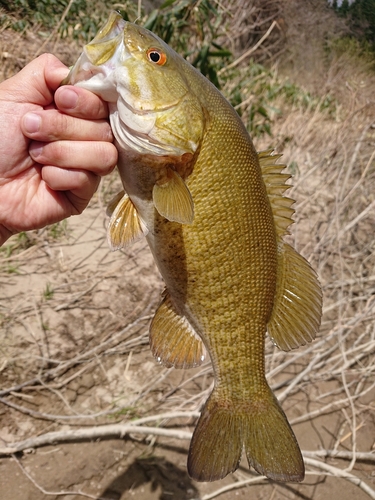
[106,191,148,251]
[267,241,322,351]
[258,149,295,238]
[152,169,194,225]
[150,290,206,369]
[259,150,322,350]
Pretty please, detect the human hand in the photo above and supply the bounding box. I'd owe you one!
[0,53,118,246]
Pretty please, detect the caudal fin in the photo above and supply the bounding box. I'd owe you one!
[187,389,304,482]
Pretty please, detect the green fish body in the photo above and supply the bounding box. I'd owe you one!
[64,12,322,482]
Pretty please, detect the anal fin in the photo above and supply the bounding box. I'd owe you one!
[106,191,148,251]
[150,291,206,368]
[268,241,322,351]
[152,169,194,224]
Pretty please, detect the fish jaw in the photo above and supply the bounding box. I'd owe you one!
[63,12,127,102]
[63,12,204,158]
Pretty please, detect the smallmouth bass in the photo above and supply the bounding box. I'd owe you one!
[64,12,322,482]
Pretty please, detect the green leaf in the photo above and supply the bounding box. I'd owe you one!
[208,49,232,58]
[144,9,159,31]
[160,0,177,9]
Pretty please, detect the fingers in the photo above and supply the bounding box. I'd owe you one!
[29,140,118,176]
[42,166,101,215]
[22,109,113,142]
[1,54,68,104]
[41,165,99,191]
[42,53,70,91]
[54,85,109,120]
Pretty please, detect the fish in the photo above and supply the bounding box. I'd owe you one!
[63,12,322,483]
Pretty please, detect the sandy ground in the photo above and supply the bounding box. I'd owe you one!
[0,157,374,500]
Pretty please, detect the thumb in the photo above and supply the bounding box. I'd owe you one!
[1,54,69,106]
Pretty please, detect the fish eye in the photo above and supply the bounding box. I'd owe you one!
[147,48,167,66]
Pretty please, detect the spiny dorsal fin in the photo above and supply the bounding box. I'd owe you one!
[106,191,148,251]
[150,290,206,369]
[152,169,194,224]
[258,149,295,238]
[267,241,322,351]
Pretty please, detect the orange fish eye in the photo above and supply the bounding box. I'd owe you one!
[147,48,167,66]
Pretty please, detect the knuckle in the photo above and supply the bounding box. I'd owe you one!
[38,110,72,142]
[100,122,114,142]
[101,143,118,172]
[46,141,68,164]
[79,91,108,119]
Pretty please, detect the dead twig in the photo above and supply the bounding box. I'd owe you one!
[0,421,195,455]
[12,453,113,499]
[304,457,375,499]
[219,20,277,75]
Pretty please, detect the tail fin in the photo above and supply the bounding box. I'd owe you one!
[187,388,304,482]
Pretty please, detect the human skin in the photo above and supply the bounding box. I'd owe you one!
[0,53,118,246]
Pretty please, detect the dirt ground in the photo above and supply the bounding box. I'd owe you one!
[0,180,374,499]
[1,2,375,499]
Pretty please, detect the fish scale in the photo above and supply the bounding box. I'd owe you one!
[64,11,322,483]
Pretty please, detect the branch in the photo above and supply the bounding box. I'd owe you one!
[0,425,191,455]
[304,457,375,499]
[303,450,375,462]
[0,315,151,398]
[12,454,113,499]
[2,421,375,499]
[218,20,277,75]
[201,476,267,500]
[0,411,200,455]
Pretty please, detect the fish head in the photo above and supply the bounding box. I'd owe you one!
[64,12,205,157]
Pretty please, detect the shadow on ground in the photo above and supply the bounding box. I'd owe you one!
[100,455,200,500]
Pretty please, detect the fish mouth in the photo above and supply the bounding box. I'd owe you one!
[62,12,128,102]
[64,11,186,112]
[63,12,198,156]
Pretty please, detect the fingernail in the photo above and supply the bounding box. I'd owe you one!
[23,112,41,133]
[29,142,43,158]
[60,87,78,109]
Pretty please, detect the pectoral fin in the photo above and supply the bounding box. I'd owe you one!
[150,291,206,368]
[267,241,322,351]
[106,191,148,251]
[152,169,194,224]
